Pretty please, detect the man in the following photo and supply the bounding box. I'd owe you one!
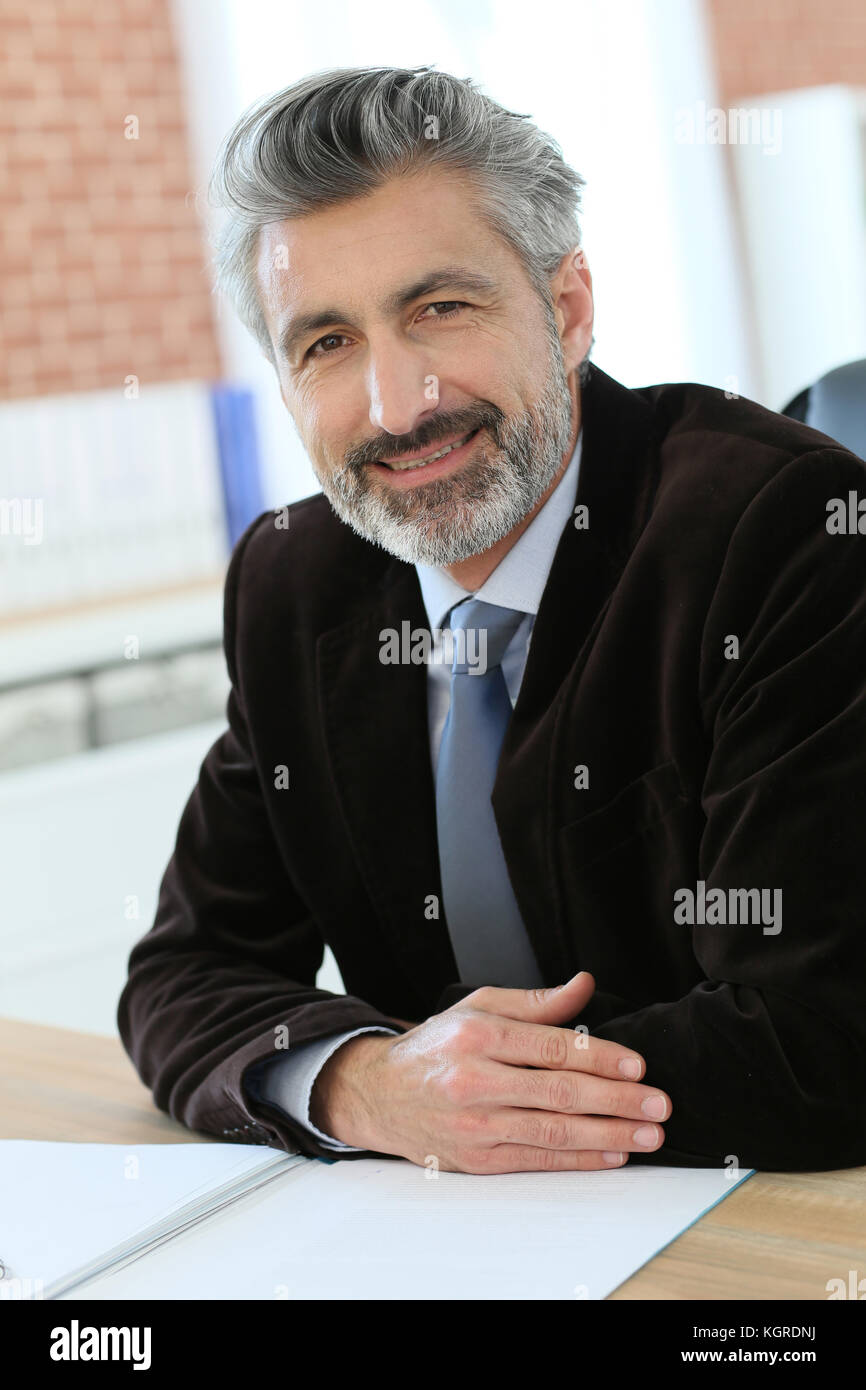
[119,66,866,1175]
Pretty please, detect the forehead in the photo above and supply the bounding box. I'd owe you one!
[255,168,515,319]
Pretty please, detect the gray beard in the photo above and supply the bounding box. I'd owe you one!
[316,338,575,567]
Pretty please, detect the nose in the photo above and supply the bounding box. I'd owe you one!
[366,337,438,438]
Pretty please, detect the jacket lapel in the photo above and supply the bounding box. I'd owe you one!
[492,364,662,979]
[317,558,459,1001]
[509,364,660,724]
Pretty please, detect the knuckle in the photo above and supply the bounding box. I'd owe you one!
[526,986,552,1009]
[522,1112,569,1149]
[439,1063,484,1106]
[449,1015,487,1055]
[539,1029,569,1067]
[537,1145,562,1171]
[548,1075,577,1112]
[464,986,494,1011]
[540,1116,572,1149]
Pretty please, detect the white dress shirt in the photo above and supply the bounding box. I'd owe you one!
[246,432,583,1150]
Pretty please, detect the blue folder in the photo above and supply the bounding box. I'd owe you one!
[210,385,266,549]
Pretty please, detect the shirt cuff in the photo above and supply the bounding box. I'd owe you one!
[246,1026,399,1152]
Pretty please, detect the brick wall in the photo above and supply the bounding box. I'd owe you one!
[0,0,223,401]
[707,0,866,102]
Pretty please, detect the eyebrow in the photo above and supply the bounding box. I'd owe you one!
[277,266,499,360]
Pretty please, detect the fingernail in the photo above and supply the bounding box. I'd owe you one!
[633,1124,658,1147]
[602,1151,625,1165]
[618,1058,641,1079]
[641,1095,666,1120]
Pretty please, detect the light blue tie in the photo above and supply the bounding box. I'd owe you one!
[435,598,545,987]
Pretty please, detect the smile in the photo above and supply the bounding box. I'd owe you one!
[380,428,480,471]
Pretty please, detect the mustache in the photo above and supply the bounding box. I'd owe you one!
[343,403,506,469]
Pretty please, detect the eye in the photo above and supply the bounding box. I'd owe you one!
[417,300,468,321]
[307,332,351,359]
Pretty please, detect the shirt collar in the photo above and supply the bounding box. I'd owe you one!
[416,430,582,630]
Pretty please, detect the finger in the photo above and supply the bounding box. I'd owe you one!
[467,971,596,1026]
[484,1017,646,1081]
[467,1145,632,1174]
[480,1058,672,1123]
[492,1107,666,1155]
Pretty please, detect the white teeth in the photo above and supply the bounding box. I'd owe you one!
[384,431,474,471]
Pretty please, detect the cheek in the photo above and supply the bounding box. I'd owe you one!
[289,376,360,465]
[453,327,537,406]
[283,371,326,436]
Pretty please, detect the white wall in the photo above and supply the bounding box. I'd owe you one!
[729,85,866,410]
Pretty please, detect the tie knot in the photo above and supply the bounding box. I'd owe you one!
[445,598,525,674]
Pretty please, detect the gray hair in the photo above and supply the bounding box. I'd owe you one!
[208,65,591,380]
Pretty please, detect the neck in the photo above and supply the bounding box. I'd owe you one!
[442,372,580,592]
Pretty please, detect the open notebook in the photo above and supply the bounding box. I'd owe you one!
[0,1141,754,1301]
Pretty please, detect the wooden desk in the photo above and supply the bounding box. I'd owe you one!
[2,1016,864,1300]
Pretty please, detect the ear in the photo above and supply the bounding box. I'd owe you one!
[550,247,594,376]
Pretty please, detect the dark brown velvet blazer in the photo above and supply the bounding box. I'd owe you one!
[118,362,866,1170]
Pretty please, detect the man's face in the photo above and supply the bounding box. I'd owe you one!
[256,168,579,565]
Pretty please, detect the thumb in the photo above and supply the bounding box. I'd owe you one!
[476,970,595,1024]
[535,970,595,1022]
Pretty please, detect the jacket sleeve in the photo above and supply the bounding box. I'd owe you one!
[245,1028,399,1152]
[582,446,866,1171]
[117,512,407,1159]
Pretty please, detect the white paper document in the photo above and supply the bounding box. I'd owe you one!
[0,1141,754,1301]
[0,1141,304,1299]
